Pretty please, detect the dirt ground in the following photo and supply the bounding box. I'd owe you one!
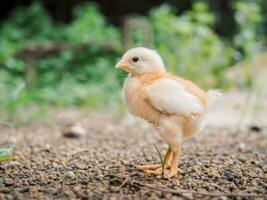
[0,108,266,200]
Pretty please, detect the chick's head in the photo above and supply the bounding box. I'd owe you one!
[115,47,166,75]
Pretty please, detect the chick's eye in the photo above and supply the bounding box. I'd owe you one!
[132,57,139,62]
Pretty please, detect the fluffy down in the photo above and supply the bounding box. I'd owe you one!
[145,79,204,116]
[115,47,221,178]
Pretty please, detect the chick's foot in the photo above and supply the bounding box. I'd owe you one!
[136,161,172,170]
[138,166,183,178]
[164,167,184,179]
[136,164,161,170]
[136,163,171,176]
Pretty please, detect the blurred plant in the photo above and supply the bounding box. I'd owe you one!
[67,2,122,51]
[233,1,263,60]
[154,145,165,177]
[0,1,64,73]
[0,147,14,162]
[0,2,123,124]
[150,3,234,88]
[0,1,266,124]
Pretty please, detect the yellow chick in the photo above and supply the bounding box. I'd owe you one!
[115,47,220,178]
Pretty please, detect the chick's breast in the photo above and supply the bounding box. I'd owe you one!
[123,76,161,124]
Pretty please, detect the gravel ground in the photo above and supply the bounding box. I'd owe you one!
[0,112,266,200]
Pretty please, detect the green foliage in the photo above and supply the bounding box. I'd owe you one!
[233,1,263,60]
[0,2,124,123]
[150,3,234,88]
[1,1,62,43]
[0,147,14,162]
[0,1,266,124]
[67,3,122,50]
[0,2,64,72]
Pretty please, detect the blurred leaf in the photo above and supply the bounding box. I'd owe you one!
[67,2,122,51]
[0,147,14,162]
[0,147,13,156]
[233,1,263,59]
[149,3,234,88]
[0,1,265,124]
[0,155,14,162]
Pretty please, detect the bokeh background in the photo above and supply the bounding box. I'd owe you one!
[0,0,266,125]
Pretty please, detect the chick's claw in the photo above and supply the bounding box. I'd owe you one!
[137,165,183,179]
[145,169,166,175]
[164,170,178,179]
[163,168,184,179]
[137,164,168,177]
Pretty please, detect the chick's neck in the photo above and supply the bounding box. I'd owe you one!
[130,71,165,84]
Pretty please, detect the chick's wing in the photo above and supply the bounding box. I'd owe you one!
[144,78,204,116]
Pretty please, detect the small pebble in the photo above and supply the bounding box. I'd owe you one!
[63,123,86,138]
[4,178,14,186]
[249,125,261,132]
[66,171,76,179]
[74,163,88,170]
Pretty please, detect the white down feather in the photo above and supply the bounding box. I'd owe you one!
[145,79,204,116]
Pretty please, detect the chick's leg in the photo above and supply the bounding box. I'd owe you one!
[165,147,181,178]
[136,147,173,172]
[163,147,173,168]
[144,147,173,175]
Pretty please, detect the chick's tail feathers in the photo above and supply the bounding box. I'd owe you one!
[206,89,222,107]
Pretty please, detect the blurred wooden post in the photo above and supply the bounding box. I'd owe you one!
[25,54,37,89]
[19,43,67,89]
[123,17,153,49]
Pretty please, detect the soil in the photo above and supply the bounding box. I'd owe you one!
[0,112,266,200]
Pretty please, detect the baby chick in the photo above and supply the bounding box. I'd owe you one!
[115,47,220,178]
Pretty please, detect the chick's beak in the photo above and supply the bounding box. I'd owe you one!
[115,59,129,70]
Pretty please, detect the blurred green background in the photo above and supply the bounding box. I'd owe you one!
[0,0,266,125]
